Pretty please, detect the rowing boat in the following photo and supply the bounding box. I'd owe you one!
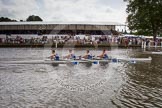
[117,57,152,62]
[0,59,109,65]
[0,57,152,65]
[144,51,162,55]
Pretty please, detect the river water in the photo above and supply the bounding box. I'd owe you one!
[0,48,162,108]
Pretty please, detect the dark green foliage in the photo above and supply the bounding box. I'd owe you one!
[0,17,17,22]
[124,0,162,40]
[26,15,43,21]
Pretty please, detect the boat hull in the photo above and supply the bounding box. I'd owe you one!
[0,57,152,65]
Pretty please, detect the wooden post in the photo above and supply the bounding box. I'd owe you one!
[144,41,146,49]
[56,39,57,48]
[141,40,144,48]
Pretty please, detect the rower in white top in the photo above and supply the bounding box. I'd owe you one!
[63,49,76,59]
[82,50,93,59]
[49,50,56,60]
[97,49,109,59]
[49,50,59,60]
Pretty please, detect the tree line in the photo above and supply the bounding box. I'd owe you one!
[0,15,43,22]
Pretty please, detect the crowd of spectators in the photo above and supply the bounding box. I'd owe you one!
[0,35,162,47]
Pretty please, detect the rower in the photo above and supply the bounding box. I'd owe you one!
[64,49,76,59]
[82,50,92,59]
[49,50,56,60]
[97,49,109,59]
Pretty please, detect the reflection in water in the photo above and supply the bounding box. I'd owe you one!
[111,54,162,108]
[0,48,162,108]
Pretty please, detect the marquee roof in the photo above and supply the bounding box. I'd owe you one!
[0,21,125,26]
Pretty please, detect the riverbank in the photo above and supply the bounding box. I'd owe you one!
[0,43,141,48]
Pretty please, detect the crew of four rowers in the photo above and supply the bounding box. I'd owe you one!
[50,49,108,60]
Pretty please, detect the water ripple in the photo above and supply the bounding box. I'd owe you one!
[0,48,162,108]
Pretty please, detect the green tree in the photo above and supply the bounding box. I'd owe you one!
[26,15,43,21]
[124,0,162,40]
[0,17,17,22]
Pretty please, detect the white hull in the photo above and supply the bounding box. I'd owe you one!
[0,57,152,65]
[151,52,162,54]
[117,57,152,61]
[144,51,162,55]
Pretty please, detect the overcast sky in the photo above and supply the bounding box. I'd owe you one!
[0,0,127,24]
